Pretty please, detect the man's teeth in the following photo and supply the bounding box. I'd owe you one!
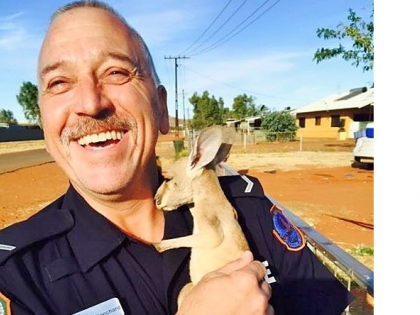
[77,130,123,146]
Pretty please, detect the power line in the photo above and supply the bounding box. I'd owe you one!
[181,64,309,103]
[184,0,249,56]
[180,0,235,56]
[191,0,281,57]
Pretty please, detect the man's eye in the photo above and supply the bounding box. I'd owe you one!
[103,69,131,85]
[47,79,71,94]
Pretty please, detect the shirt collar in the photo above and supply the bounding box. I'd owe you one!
[61,185,193,273]
[62,185,127,272]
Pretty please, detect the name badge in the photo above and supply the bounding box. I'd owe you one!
[72,297,124,315]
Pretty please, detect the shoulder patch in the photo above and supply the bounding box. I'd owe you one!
[271,204,306,251]
[0,209,73,264]
[218,175,265,198]
[0,290,11,315]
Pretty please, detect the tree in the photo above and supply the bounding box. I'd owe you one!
[16,81,40,125]
[313,7,374,72]
[261,110,298,142]
[0,109,17,124]
[189,91,224,129]
[231,94,256,119]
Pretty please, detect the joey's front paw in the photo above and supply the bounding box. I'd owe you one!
[153,241,171,253]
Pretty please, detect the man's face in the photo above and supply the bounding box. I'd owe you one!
[37,7,169,198]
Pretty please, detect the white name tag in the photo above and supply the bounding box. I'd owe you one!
[72,297,124,315]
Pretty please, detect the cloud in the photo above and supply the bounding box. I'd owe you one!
[0,12,27,50]
[0,12,25,22]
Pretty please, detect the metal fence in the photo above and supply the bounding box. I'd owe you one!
[185,129,298,150]
[219,162,374,315]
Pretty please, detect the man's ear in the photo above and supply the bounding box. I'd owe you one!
[157,85,169,135]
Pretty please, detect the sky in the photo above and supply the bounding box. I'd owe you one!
[0,0,374,123]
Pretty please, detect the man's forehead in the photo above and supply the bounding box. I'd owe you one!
[38,7,140,71]
[46,6,129,41]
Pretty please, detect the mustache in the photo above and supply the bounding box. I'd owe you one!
[61,115,136,146]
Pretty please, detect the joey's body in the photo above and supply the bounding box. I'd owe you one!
[154,126,250,308]
[187,169,249,284]
[154,159,250,280]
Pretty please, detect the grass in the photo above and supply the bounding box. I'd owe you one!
[348,245,374,257]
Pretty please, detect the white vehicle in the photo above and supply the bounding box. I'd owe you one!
[353,122,374,167]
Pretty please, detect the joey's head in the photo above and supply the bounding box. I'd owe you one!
[154,125,234,211]
[155,157,194,210]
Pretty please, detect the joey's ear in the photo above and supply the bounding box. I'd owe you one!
[212,126,235,165]
[212,143,232,166]
[188,125,224,171]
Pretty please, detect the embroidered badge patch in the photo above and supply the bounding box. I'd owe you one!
[271,204,305,251]
[0,290,11,315]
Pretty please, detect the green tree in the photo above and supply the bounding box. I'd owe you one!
[16,81,40,124]
[314,7,374,72]
[0,109,17,124]
[189,91,224,129]
[232,94,256,119]
[261,110,298,142]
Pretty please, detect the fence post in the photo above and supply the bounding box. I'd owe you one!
[300,134,303,151]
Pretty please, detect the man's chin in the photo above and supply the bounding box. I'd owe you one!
[72,176,129,197]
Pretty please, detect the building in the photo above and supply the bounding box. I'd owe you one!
[292,87,374,139]
[225,116,261,133]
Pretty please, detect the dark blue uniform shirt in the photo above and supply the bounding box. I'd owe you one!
[0,175,353,315]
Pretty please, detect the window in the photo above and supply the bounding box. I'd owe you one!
[354,113,374,121]
[299,117,306,128]
[331,115,342,127]
[315,116,321,126]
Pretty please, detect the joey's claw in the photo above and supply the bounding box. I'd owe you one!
[153,241,169,253]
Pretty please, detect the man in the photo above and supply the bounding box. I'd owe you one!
[0,1,353,314]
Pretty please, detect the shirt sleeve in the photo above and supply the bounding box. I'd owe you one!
[0,273,35,315]
[229,194,354,315]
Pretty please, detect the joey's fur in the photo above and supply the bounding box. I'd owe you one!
[153,125,250,308]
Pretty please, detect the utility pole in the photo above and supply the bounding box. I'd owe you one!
[164,55,189,138]
[182,89,188,130]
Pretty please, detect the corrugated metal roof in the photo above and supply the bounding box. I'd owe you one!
[292,87,374,114]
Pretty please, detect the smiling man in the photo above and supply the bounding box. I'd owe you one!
[0,1,352,315]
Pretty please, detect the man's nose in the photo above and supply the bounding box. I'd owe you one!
[73,78,113,117]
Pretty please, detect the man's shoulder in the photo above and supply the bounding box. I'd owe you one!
[218,174,266,199]
[0,196,73,264]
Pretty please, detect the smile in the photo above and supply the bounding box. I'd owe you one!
[77,130,125,147]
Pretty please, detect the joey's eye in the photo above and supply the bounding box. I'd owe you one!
[103,69,131,85]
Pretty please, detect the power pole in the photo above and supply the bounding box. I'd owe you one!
[182,89,188,130]
[164,55,189,138]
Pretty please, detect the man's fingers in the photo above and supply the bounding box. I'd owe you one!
[260,280,272,299]
[216,250,267,284]
[248,259,268,281]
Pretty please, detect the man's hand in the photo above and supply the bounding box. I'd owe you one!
[177,251,274,315]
